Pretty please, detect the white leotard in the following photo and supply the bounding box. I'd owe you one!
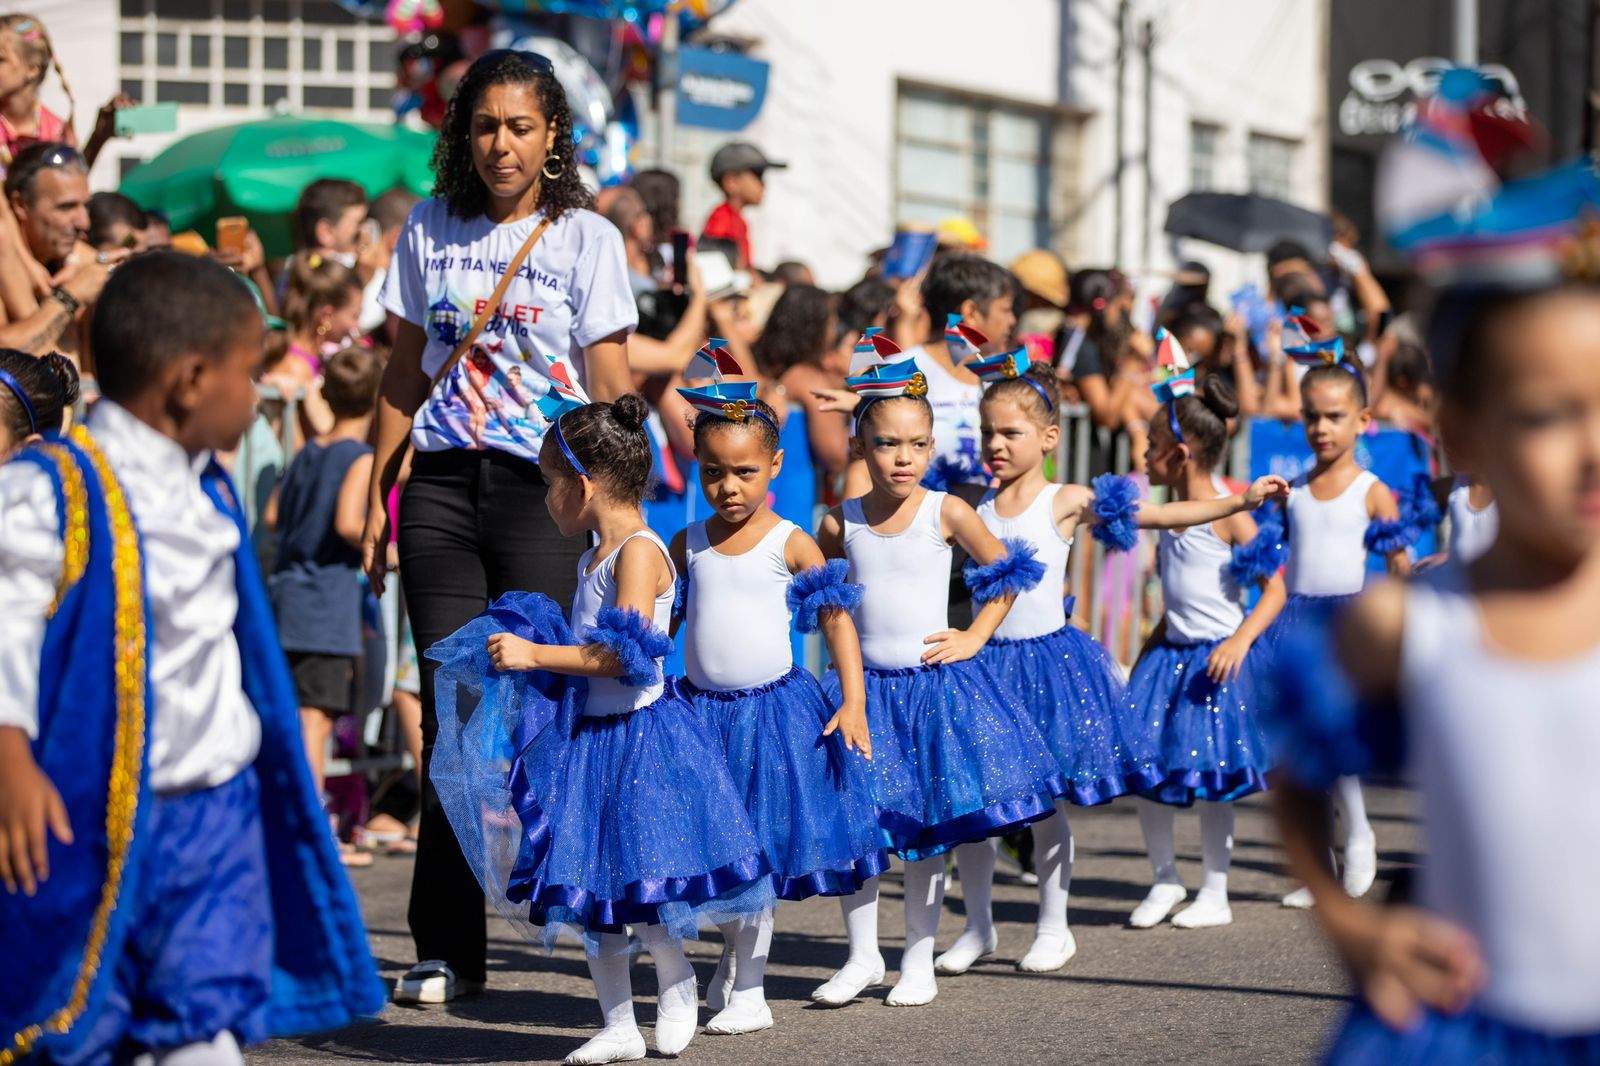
[978,484,1071,640]
[1447,477,1498,563]
[1401,569,1600,1033]
[842,491,950,670]
[683,519,796,691]
[1284,470,1376,597]
[572,528,676,716]
[1158,516,1245,644]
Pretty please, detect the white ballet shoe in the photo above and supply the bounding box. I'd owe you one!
[1281,885,1315,909]
[1342,837,1378,898]
[810,957,885,1007]
[1172,894,1233,929]
[934,927,998,974]
[704,999,773,1036]
[884,971,938,1007]
[705,946,735,1012]
[564,1027,646,1065]
[1016,929,1077,973]
[1128,883,1187,928]
[652,1011,697,1058]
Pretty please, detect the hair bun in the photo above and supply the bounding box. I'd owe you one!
[609,392,649,433]
[1198,373,1239,421]
[41,351,80,409]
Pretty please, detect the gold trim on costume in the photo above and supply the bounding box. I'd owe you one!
[2,428,147,1066]
[32,441,90,617]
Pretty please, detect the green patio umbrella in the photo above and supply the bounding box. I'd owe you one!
[119,115,437,256]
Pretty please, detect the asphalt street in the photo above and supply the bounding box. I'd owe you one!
[254,784,1418,1066]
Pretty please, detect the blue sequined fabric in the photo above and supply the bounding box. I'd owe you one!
[686,667,889,900]
[980,625,1162,805]
[826,659,1065,861]
[1326,1000,1600,1066]
[1129,636,1273,806]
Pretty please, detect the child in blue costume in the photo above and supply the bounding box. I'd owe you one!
[1269,268,1600,1066]
[0,253,383,1066]
[1125,371,1289,931]
[669,379,885,1039]
[938,350,1286,974]
[449,394,771,1066]
[811,357,1062,1010]
[1272,348,1415,909]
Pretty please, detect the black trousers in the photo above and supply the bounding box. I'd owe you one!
[398,447,585,983]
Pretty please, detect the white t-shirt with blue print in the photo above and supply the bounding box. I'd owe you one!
[380,198,638,463]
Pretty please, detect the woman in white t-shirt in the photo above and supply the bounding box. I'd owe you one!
[359,48,638,1007]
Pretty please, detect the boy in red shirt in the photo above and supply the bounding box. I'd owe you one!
[701,141,785,269]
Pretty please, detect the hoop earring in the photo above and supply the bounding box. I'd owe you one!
[541,154,564,181]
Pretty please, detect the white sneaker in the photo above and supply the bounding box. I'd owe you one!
[1128,883,1186,928]
[393,960,483,1004]
[1281,886,1315,909]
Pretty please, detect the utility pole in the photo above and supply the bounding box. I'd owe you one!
[656,10,680,168]
[1113,0,1129,267]
[1140,17,1154,273]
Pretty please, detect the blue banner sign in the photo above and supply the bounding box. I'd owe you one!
[677,45,770,131]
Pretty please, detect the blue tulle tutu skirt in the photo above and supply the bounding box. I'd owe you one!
[426,592,772,956]
[1128,635,1272,805]
[1326,1001,1600,1065]
[1266,592,1358,652]
[686,667,889,901]
[825,659,1065,861]
[979,625,1162,804]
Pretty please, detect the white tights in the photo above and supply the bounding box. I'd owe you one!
[1137,798,1236,899]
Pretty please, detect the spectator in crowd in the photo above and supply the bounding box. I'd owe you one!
[769,259,814,287]
[632,165,680,274]
[1064,267,1142,430]
[364,186,421,338]
[702,140,785,270]
[265,345,385,864]
[754,282,850,482]
[295,177,369,265]
[6,140,86,274]
[0,239,104,355]
[274,251,364,439]
[599,184,655,296]
[140,207,171,250]
[1011,248,1070,365]
[1156,259,1211,328]
[86,189,146,252]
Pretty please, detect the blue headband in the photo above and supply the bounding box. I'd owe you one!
[551,411,591,479]
[0,367,38,436]
[1020,376,1055,412]
[1164,398,1183,443]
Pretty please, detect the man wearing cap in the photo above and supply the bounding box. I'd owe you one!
[702,141,785,270]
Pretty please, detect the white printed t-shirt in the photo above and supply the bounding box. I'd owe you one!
[380,199,638,462]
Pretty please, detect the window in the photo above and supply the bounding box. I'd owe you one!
[1189,122,1221,193]
[894,85,1084,266]
[1247,132,1298,201]
[118,0,396,118]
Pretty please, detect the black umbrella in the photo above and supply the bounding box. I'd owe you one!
[1164,193,1333,255]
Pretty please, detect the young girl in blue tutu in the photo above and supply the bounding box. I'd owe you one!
[810,357,1061,1009]
[668,378,885,1038]
[1123,372,1289,930]
[1273,349,1414,908]
[937,351,1287,971]
[477,394,772,1065]
[1270,276,1600,1065]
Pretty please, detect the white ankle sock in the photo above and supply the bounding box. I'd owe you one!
[637,925,697,1057]
[888,856,943,1006]
[935,841,997,974]
[811,878,884,1004]
[1018,806,1077,971]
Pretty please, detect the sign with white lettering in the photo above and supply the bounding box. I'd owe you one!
[676,45,770,132]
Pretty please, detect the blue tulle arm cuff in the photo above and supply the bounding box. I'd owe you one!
[963,537,1046,603]
[671,574,688,628]
[1261,610,1405,791]
[921,453,984,491]
[786,560,863,633]
[587,606,673,687]
[1398,472,1442,539]
[1228,504,1288,586]
[1089,473,1141,552]
[1364,517,1417,556]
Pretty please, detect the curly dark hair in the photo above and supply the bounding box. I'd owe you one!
[752,284,832,375]
[539,394,654,505]
[430,49,594,222]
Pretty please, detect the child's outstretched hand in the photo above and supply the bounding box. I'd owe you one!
[486,633,543,673]
[1333,902,1487,1031]
[811,388,861,415]
[1244,475,1291,508]
[921,628,985,665]
[0,729,74,896]
[823,701,873,760]
[1205,634,1252,683]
